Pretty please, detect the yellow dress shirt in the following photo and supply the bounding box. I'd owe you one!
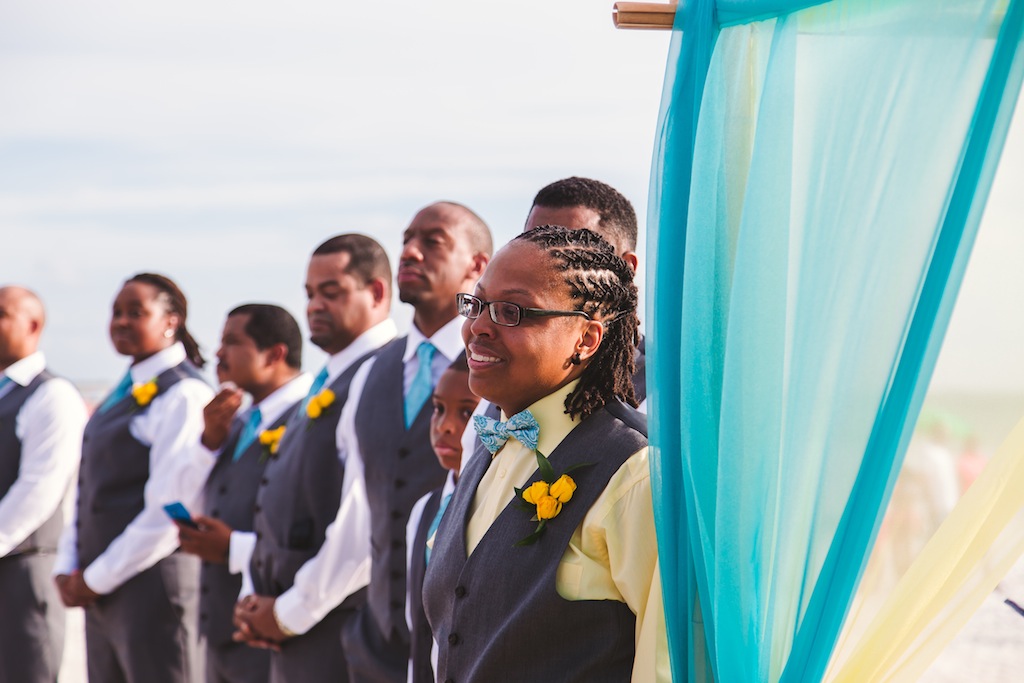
[465,381,671,682]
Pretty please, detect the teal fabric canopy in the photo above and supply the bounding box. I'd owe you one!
[646,1,1024,681]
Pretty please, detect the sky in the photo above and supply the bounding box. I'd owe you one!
[2,0,1022,400]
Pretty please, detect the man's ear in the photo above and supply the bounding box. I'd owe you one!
[576,320,605,363]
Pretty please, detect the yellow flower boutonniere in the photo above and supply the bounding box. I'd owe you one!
[513,452,591,547]
[258,425,286,462]
[306,388,336,421]
[131,379,159,408]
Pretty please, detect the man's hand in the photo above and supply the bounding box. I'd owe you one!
[201,387,244,450]
[55,570,100,608]
[177,515,233,564]
[232,595,290,650]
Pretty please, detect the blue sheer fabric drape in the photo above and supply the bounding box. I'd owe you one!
[647,1,1024,681]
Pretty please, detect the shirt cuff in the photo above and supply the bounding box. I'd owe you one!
[273,588,319,636]
[228,531,257,575]
[82,563,120,595]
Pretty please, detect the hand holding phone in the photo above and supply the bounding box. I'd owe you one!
[164,502,199,529]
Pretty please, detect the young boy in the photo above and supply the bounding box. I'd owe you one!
[405,356,478,683]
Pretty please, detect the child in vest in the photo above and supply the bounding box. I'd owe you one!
[405,355,479,683]
[422,225,669,682]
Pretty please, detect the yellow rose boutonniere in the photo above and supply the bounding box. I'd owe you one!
[513,453,590,547]
[131,379,159,408]
[306,388,336,421]
[258,425,287,462]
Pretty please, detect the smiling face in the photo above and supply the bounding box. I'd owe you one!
[429,366,479,473]
[461,240,603,416]
[305,251,379,355]
[109,282,179,362]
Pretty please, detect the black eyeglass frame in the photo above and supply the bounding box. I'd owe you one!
[456,292,592,328]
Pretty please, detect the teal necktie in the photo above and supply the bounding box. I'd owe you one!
[98,372,133,414]
[232,407,262,461]
[0,376,12,393]
[404,342,437,429]
[424,492,453,565]
[302,367,330,413]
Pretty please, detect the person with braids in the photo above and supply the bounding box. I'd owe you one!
[54,272,214,683]
[423,226,669,682]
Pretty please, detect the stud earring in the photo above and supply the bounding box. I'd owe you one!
[164,329,175,339]
[570,352,581,366]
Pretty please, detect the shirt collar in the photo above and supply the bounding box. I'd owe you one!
[403,315,465,365]
[2,350,46,386]
[324,319,398,383]
[500,379,582,457]
[442,469,458,496]
[129,342,187,384]
[254,373,313,428]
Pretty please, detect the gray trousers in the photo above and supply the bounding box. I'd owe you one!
[0,553,64,683]
[85,553,201,683]
[340,606,408,683]
[270,604,356,683]
[205,640,270,683]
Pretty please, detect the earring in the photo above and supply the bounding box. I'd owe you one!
[164,329,175,339]
[570,352,581,366]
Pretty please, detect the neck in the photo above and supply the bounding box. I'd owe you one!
[413,305,456,339]
[249,369,301,405]
[0,349,34,372]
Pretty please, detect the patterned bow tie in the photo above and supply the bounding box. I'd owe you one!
[473,410,540,454]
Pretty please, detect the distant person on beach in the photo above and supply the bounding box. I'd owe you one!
[54,273,213,683]
[176,304,310,683]
[405,355,479,683]
[0,286,87,683]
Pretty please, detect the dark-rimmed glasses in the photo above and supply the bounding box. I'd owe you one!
[456,293,591,328]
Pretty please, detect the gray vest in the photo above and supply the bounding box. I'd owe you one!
[249,356,371,598]
[77,363,205,568]
[199,401,298,646]
[423,401,647,683]
[354,337,447,641]
[409,488,443,683]
[0,369,63,555]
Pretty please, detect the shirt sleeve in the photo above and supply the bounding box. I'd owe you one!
[83,378,215,594]
[0,378,87,557]
[405,492,430,637]
[272,361,374,635]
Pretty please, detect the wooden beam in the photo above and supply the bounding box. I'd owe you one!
[612,2,677,30]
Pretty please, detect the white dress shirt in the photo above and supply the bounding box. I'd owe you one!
[0,351,88,557]
[53,342,214,594]
[236,319,397,634]
[184,372,314,597]
[272,316,462,635]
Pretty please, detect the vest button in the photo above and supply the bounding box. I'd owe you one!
[261,477,269,485]
[254,559,262,568]
[448,633,459,646]
[253,505,261,513]
[398,448,409,458]
[391,539,402,549]
[390,509,402,520]
[445,679,454,683]
[211,509,219,517]
[390,570,402,580]
[390,600,402,610]
[218,485,227,494]
[454,586,466,598]
[395,478,406,489]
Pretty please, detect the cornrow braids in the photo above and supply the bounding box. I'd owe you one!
[126,273,206,369]
[513,225,640,419]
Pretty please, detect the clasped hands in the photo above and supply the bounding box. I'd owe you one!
[232,594,293,650]
[54,570,100,608]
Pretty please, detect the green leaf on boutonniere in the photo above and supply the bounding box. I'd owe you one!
[536,450,556,483]
[513,520,546,547]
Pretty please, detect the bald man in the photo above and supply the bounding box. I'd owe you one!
[0,286,88,683]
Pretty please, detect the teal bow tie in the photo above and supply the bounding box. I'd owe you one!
[473,409,540,454]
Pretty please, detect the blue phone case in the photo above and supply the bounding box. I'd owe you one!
[163,502,198,528]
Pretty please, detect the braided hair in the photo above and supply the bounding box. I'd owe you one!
[126,273,205,368]
[513,225,639,419]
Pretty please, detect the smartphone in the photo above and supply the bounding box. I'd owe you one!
[163,502,199,529]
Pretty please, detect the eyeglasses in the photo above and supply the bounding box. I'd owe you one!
[456,293,591,328]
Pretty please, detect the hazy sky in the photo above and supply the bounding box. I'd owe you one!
[2,1,1022,397]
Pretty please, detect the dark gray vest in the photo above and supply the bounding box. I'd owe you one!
[423,401,647,683]
[199,401,299,645]
[0,369,63,555]
[249,356,371,597]
[354,337,447,641]
[409,488,443,683]
[77,363,205,569]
